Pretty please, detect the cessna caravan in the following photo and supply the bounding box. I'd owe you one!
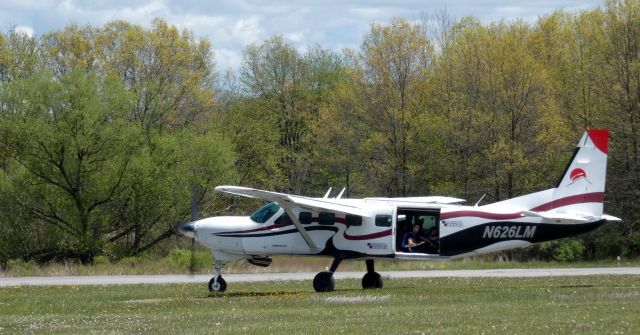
[178,129,620,292]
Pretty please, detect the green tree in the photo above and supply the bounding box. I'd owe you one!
[215,71,283,190]
[0,69,138,261]
[239,37,345,194]
[431,20,565,201]
[351,18,435,196]
[594,0,640,257]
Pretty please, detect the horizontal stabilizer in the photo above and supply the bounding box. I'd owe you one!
[602,214,622,222]
[522,210,591,224]
[523,210,622,224]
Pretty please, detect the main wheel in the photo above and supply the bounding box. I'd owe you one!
[362,272,383,289]
[208,276,227,292]
[313,271,335,292]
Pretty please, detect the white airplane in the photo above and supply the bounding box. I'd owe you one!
[178,129,620,292]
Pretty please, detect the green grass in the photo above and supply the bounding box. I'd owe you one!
[0,276,638,334]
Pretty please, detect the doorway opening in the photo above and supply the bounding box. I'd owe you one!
[395,208,440,254]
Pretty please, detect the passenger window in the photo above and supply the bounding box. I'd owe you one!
[346,214,362,226]
[375,214,392,227]
[299,212,312,225]
[319,212,335,225]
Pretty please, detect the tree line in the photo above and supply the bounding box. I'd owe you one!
[1,0,639,263]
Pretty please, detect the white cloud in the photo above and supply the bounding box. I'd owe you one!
[231,15,262,45]
[284,31,304,43]
[14,25,34,37]
[215,48,243,71]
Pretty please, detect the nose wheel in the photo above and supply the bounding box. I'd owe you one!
[313,271,335,292]
[208,276,226,292]
[313,257,342,292]
[208,261,227,292]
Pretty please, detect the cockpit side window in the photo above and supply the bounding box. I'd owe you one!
[250,202,281,223]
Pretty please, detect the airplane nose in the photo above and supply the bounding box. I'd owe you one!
[177,222,196,239]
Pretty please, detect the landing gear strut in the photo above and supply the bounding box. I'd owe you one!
[362,259,383,289]
[208,260,227,292]
[313,257,342,292]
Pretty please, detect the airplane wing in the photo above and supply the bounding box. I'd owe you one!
[215,186,371,217]
[364,196,465,205]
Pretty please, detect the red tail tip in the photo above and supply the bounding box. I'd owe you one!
[587,129,609,154]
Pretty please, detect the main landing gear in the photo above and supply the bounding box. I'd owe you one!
[313,258,383,292]
[362,259,383,289]
[208,260,227,292]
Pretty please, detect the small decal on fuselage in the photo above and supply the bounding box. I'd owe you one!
[367,242,388,250]
[482,225,536,239]
[442,220,463,227]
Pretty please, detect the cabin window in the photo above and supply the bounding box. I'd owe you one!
[375,214,392,227]
[250,202,281,224]
[299,211,312,225]
[275,212,292,226]
[319,212,335,225]
[346,214,362,226]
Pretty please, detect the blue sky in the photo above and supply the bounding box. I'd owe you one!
[0,1,602,71]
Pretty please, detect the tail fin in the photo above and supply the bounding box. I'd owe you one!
[549,129,609,216]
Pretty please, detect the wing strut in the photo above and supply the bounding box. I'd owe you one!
[282,205,321,253]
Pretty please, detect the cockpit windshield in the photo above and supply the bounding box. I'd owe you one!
[250,202,281,223]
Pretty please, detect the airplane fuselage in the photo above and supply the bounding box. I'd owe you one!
[190,195,605,262]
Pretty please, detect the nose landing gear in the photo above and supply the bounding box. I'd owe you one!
[208,261,227,292]
[313,257,342,292]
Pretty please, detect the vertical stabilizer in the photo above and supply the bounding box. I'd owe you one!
[547,129,609,216]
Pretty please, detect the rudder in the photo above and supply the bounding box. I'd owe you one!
[551,129,609,216]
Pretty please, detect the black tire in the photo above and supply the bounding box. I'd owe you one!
[362,272,383,289]
[208,276,227,292]
[313,271,336,292]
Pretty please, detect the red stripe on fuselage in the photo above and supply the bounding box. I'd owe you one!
[441,192,605,220]
[216,216,390,241]
[217,223,290,235]
[529,192,604,212]
[440,211,523,220]
[343,229,392,240]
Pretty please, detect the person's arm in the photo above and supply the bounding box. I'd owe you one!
[407,237,424,248]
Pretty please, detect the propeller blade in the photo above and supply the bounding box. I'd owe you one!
[176,222,196,238]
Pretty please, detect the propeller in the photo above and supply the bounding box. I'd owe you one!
[175,184,201,274]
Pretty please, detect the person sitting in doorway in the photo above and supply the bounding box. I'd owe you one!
[402,223,426,253]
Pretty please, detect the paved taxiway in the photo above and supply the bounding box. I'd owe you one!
[1,267,638,287]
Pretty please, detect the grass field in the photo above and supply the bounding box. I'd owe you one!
[0,275,638,334]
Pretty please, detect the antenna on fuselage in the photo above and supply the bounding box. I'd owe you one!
[474,194,486,207]
[323,187,333,198]
[336,187,346,199]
